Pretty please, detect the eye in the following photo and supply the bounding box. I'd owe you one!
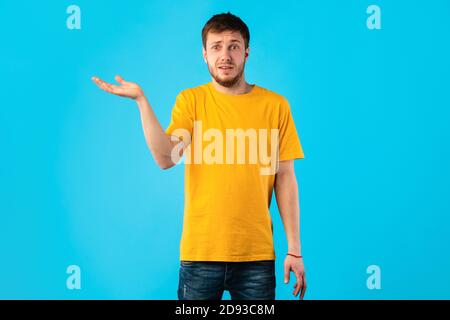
[211,45,220,50]
[231,44,239,50]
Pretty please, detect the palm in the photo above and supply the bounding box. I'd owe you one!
[92,75,143,100]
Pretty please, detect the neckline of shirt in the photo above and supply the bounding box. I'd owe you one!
[207,82,260,99]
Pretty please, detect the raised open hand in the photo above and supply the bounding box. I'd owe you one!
[92,75,144,100]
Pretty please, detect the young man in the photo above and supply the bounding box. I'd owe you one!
[92,12,306,300]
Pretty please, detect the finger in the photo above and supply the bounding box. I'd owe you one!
[294,280,303,297]
[284,264,290,284]
[109,85,127,95]
[92,76,108,86]
[99,81,114,93]
[293,273,303,297]
[92,78,109,91]
[94,78,126,96]
[300,276,307,300]
[92,77,111,90]
[96,79,116,93]
[100,83,116,95]
[108,84,121,91]
[92,76,111,86]
[115,75,126,85]
[103,84,123,95]
[92,76,102,87]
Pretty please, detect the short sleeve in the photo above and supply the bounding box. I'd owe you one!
[278,97,305,161]
[165,91,194,141]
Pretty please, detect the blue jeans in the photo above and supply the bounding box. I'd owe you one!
[177,260,276,300]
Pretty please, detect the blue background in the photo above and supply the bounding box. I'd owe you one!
[1,0,449,299]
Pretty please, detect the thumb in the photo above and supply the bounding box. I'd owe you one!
[284,263,290,284]
[115,75,126,85]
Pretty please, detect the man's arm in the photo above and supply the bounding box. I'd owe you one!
[92,75,185,170]
[274,160,307,299]
[275,160,301,255]
[135,95,184,170]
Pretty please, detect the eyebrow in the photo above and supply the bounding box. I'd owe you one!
[209,39,242,46]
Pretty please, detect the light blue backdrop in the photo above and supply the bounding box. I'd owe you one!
[1,0,449,299]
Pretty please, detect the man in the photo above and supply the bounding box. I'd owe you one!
[92,12,306,300]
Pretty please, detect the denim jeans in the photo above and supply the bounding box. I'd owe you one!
[177,260,276,300]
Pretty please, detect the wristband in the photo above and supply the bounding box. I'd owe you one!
[287,253,303,258]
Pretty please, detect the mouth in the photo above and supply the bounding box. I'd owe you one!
[218,65,234,70]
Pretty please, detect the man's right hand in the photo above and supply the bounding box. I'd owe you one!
[92,75,144,101]
[92,74,179,169]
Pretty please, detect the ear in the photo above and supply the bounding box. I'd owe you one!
[202,47,207,63]
[245,47,250,61]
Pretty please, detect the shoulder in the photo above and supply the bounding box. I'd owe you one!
[177,83,210,99]
[256,85,291,108]
[172,84,209,111]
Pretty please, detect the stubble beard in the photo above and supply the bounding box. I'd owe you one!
[208,61,245,88]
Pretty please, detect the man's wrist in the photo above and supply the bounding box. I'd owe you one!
[135,94,148,107]
[288,245,301,256]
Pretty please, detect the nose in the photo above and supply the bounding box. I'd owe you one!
[219,48,232,63]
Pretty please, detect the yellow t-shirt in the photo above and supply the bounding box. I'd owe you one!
[165,82,304,262]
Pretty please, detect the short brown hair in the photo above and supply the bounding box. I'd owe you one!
[202,12,250,49]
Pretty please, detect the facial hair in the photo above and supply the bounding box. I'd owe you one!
[208,61,245,88]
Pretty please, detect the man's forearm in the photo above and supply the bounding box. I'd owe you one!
[275,171,302,255]
[136,96,176,169]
